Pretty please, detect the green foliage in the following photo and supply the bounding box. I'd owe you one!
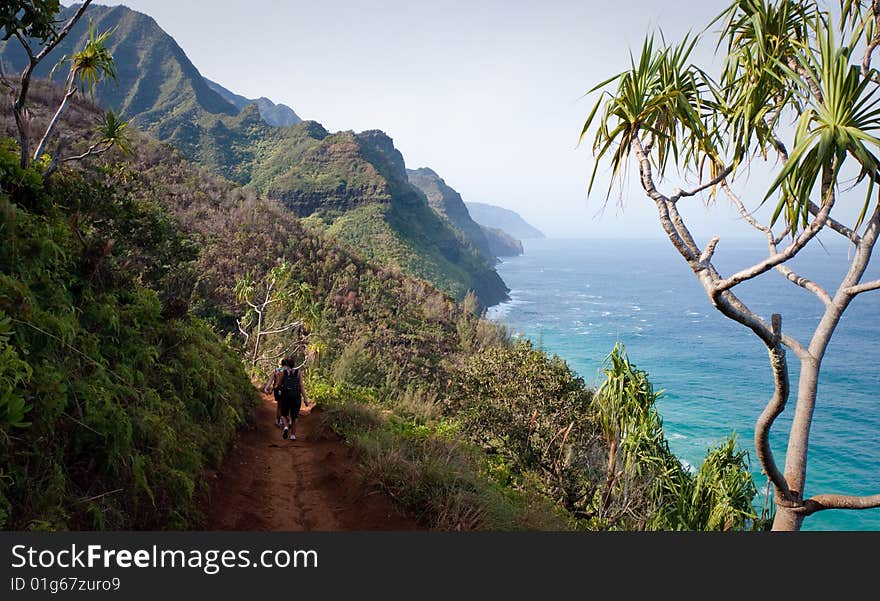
[0,312,33,429]
[0,1,62,43]
[682,437,762,531]
[592,345,761,531]
[331,336,385,389]
[317,379,570,530]
[453,339,602,517]
[581,33,717,199]
[583,0,880,233]
[0,140,257,529]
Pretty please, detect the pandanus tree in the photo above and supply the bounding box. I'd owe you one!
[581,0,880,530]
[235,262,324,372]
[0,0,128,172]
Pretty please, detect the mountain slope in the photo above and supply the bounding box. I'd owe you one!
[204,78,301,127]
[0,4,299,140]
[406,167,494,262]
[0,3,509,307]
[249,127,510,306]
[482,226,524,257]
[466,202,545,239]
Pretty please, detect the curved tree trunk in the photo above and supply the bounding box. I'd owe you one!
[772,358,821,530]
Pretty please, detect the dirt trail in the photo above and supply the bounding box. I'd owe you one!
[204,393,417,531]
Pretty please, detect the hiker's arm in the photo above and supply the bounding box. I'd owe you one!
[300,372,309,406]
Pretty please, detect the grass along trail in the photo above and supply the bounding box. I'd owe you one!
[203,392,417,531]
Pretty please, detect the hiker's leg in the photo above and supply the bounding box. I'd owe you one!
[279,398,292,438]
[289,399,302,435]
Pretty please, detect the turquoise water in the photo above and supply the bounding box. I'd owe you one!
[486,238,880,531]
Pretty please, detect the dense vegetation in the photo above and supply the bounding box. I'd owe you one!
[0,140,257,530]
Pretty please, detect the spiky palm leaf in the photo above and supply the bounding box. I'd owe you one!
[96,108,131,154]
[51,20,117,95]
[717,0,818,162]
[580,34,719,200]
[766,15,880,229]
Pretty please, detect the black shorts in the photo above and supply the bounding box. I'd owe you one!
[279,394,302,420]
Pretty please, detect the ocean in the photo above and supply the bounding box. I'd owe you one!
[486,237,880,531]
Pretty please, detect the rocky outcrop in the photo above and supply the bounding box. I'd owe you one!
[482,226,524,257]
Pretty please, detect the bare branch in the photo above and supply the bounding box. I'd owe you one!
[236,319,250,346]
[844,279,880,295]
[631,137,698,262]
[32,1,94,65]
[260,321,303,336]
[631,135,801,494]
[669,165,733,202]
[862,2,880,77]
[718,183,832,304]
[700,236,719,263]
[61,141,114,163]
[721,182,772,234]
[13,31,35,61]
[775,265,833,306]
[34,73,80,161]
[808,201,860,243]
[787,57,824,103]
[715,191,834,293]
[800,493,880,515]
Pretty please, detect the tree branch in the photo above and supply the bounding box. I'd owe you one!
[61,140,114,163]
[32,1,94,65]
[719,183,832,305]
[12,0,94,167]
[236,318,250,346]
[787,57,824,103]
[13,31,35,61]
[33,70,79,162]
[808,201,860,243]
[800,493,880,515]
[669,165,734,202]
[715,187,834,293]
[862,1,880,77]
[844,279,880,295]
[260,321,303,336]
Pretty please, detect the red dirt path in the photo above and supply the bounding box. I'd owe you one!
[203,393,417,531]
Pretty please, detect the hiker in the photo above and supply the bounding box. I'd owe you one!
[277,356,309,441]
[269,360,288,428]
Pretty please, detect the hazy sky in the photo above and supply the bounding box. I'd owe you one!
[95,0,847,241]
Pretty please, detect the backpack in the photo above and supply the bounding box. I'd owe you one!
[279,368,301,402]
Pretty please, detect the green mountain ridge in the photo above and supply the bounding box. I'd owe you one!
[0,2,509,308]
[406,167,496,263]
[204,77,301,127]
